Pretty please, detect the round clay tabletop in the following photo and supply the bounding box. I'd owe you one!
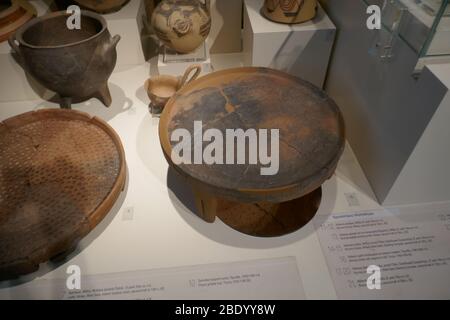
[0,109,126,280]
[160,67,345,203]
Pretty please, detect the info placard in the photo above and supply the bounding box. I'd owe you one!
[315,202,450,299]
[0,257,305,300]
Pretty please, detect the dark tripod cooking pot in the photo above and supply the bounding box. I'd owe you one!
[8,10,120,109]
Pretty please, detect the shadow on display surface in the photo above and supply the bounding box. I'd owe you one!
[166,166,338,249]
[32,82,134,121]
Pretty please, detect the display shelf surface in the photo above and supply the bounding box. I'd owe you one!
[0,61,382,299]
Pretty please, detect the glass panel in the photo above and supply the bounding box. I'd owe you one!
[420,1,450,56]
[412,0,450,16]
[363,0,450,57]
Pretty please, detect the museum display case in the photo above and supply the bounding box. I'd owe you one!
[0,0,449,301]
[413,0,450,57]
[364,0,450,59]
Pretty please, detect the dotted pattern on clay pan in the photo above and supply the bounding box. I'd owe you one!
[0,110,125,280]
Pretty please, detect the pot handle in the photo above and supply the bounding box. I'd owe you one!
[8,34,23,62]
[179,64,202,89]
[110,34,121,48]
[102,35,121,55]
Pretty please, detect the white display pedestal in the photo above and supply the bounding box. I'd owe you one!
[322,1,450,206]
[103,0,147,68]
[243,0,336,88]
[157,42,212,76]
[209,0,243,54]
[382,64,450,205]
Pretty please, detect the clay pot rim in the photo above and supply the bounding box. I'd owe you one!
[147,75,179,87]
[14,10,107,49]
[159,67,346,198]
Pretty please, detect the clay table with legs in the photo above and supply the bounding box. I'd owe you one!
[159,67,345,237]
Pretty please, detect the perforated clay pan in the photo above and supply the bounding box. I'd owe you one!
[0,109,126,280]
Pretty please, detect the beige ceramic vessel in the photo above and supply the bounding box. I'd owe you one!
[151,0,211,53]
[145,64,202,113]
[262,0,317,24]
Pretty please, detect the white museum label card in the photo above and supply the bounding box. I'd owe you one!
[314,202,450,299]
[0,257,305,300]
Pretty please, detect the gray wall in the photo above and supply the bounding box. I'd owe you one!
[320,0,447,203]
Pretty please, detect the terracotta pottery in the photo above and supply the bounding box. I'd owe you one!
[159,67,345,237]
[0,109,126,280]
[145,64,201,113]
[73,0,130,14]
[8,10,120,109]
[262,0,317,24]
[151,0,211,53]
[0,0,36,43]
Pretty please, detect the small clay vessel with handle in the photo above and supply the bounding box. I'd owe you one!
[145,64,202,114]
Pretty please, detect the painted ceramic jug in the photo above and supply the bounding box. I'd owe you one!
[151,0,211,53]
[262,0,317,24]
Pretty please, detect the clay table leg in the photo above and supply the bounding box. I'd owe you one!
[192,187,217,223]
[216,188,323,237]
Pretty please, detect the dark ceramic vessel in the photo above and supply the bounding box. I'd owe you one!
[8,10,120,109]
